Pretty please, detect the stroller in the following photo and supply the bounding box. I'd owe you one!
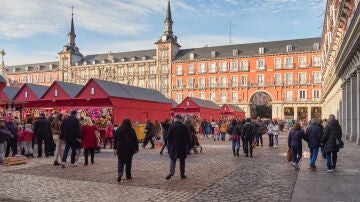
[190,134,202,153]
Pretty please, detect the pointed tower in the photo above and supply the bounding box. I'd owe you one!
[58,7,83,82]
[155,1,180,97]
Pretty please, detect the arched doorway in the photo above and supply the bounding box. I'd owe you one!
[250,91,272,119]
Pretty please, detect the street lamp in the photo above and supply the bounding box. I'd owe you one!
[0,49,6,77]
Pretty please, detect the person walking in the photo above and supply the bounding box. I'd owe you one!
[273,121,280,148]
[254,117,264,147]
[219,120,227,141]
[0,119,12,164]
[60,110,81,167]
[228,119,240,156]
[141,119,155,149]
[165,114,191,180]
[114,118,139,182]
[321,114,342,172]
[267,120,275,147]
[33,113,52,158]
[200,119,208,139]
[153,120,161,140]
[103,121,113,149]
[160,119,171,155]
[51,113,63,166]
[304,118,323,171]
[288,123,305,169]
[241,118,256,158]
[81,117,98,165]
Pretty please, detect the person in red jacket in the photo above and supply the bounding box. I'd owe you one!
[81,117,99,165]
[103,121,113,149]
[19,123,34,157]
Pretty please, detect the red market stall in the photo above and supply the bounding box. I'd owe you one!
[221,104,246,120]
[172,97,221,121]
[0,86,25,118]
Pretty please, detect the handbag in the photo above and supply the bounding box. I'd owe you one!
[336,138,344,149]
[287,148,292,162]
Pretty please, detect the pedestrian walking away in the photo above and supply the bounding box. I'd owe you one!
[241,118,256,158]
[304,118,323,171]
[288,123,305,169]
[0,119,12,164]
[81,117,99,165]
[228,119,240,156]
[142,119,155,149]
[273,121,280,147]
[160,119,171,155]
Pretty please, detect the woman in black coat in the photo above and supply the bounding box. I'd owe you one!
[321,116,342,172]
[114,118,139,182]
[160,119,171,155]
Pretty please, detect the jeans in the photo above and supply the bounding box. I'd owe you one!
[5,137,18,157]
[255,133,263,146]
[202,128,208,138]
[170,158,185,175]
[22,141,33,155]
[61,141,77,164]
[274,135,279,146]
[118,155,133,178]
[291,146,302,164]
[309,147,319,167]
[220,133,226,141]
[326,151,337,170]
[0,143,4,163]
[231,139,240,153]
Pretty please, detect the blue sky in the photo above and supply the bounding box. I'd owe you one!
[0,0,326,66]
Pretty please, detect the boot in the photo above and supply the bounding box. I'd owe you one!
[236,150,239,156]
[233,150,236,156]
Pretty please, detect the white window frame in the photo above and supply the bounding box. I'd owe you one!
[220,62,228,72]
[199,77,205,88]
[127,67,134,76]
[256,59,265,70]
[230,61,238,71]
[233,49,238,56]
[220,76,227,88]
[138,79,145,87]
[312,89,321,100]
[257,74,265,86]
[298,72,307,84]
[231,76,238,87]
[298,89,307,100]
[240,60,248,71]
[187,64,194,74]
[209,92,216,102]
[312,56,321,67]
[209,62,216,73]
[209,77,217,88]
[231,92,238,102]
[199,93,205,100]
[187,78,194,88]
[199,63,206,73]
[240,75,248,87]
[138,65,145,75]
[312,72,321,84]
[274,58,282,69]
[285,73,293,84]
[274,73,282,85]
[149,79,156,89]
[220,92,227,103]
[176,78,183,88]
[284,57,294,68]
[150,65,156,74]
[285,90,293,101]
[298,56,307,68]
[176,93,183,103]
[176,65,182,75]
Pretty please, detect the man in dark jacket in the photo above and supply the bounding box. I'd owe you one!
[141,119,155,149]
[0,119,12,163]
[304,118,323,171]
[321,114,342,172]
[5,117,19,157]
[34,113,52,157]
[241,118,255,158]
[165,114,191,180]
[60,110,81,167]
[160,119,171,155]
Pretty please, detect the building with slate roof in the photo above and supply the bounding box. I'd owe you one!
[1,1,324,121]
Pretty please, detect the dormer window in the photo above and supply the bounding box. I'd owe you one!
[313,43,319,51]
[189,53,194,60]
[83,61,87,65]
[108,51,113,61]
[75,62,79,66]
[259,47,264,55]
[90,87,95,95]
[142,56,147,60]
[54,89,58,97]
[233,49,238,56]
[25,66,29,71]
[131,57,136,61]
[211,51,216,58]
[92,61,96,65]
[286,45,293,52]
[12,68,16,73]
[24,91,28,98]
[49,65,53,70]
[121,58,125,62]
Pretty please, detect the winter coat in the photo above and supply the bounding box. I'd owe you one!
[241,122,255,140]
[273,125,280,136]
[114,126,139,161]
[5,121,19,139]
[19,124,34,142]
[288,129,305,148]
[33,117,51,138]
[104,125,113,138]
[167,121,191,160]
[321,119,342,153]
[304,123,323,148]
[51,120,62,135]
[0,126,11,143]
[220,123,227,133]
[144,122,154,137]
[267,124,274,135]
[161,122,171,140]
[81,124,98,148]
[60,115,81,143]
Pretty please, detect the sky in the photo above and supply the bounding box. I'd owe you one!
[0,0,326,66]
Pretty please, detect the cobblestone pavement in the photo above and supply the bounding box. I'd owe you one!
[0,132,298,202]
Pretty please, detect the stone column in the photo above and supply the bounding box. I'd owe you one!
[345,79,351,140]
[307,106,311,122]
[294,106,298,121]
[341,83,346,135]
[357,69,360,145]
[350,74,357,142]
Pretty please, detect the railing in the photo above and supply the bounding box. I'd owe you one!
[160,70,169,74]
[283,97,322,102]
[283,63,294,69]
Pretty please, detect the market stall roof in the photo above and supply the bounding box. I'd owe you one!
[13,83,49,101]
[0,86,20,100]
[0,75,6,91]
[178,97,220,109]
[77,78,173,104]
[41,81,83,99]
[221,104,245,112]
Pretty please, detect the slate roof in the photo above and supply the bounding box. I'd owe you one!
[3,86,20,100]
[24,84,49,99]
[227,104,245,112]
[91,78,172,104]
[55,81,83,98]
[6,61,59,74]
[0,75,7,84]
[81,49,156,64]
[187,97,220,109]
[173,37,321,61]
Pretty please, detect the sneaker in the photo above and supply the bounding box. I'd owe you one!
[70,163,78,167]
[325,169,333,173]
[61,162,66,168]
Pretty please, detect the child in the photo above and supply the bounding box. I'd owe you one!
[213,125,220,141]
[19,123,34,157]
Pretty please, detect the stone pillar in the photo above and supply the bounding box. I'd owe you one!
[294,106,298,121]
[357,70,360,145]
[341,84,346,135]
[350,74,357,142]
[307,106,311,122]
[345,80,351,140]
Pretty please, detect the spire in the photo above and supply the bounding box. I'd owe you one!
[164,1,173,35]
[68,6,76,46]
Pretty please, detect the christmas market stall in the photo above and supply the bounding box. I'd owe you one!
[0,86,25,118]
[221,104,246,120]
[172,97,221,121]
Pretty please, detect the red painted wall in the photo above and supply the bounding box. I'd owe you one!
[41,82,72,100]
[76,80,109,99]
[14,85,40,101]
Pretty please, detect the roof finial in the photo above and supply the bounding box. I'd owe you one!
[164,0,173,35]
[71,6,74,16]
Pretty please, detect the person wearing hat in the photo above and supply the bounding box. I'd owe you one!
[0,119,12,164]
[165,114,191,180]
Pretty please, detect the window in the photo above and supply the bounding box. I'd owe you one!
[220,92,227,103]
[312,56,321,67]
[187,78,194,88]
[313,72,321,83]
[176,78,183,88]
[313,89,321,100]
[127,67,133,76]
[150,65,156,74]
[138,79,145,87]
[274,74,282,85]
[24,91,28,98]
[298,56,307,68]
[198,63,206,73]
[187,64,194,74]
[188,93,193,97]
[199,78,205,88]
[313,43,319,50]
[27,75,32,83]
[259,47,264,54]
[80,70,85,78]
[70,72,75,80]
[211,51,216,57]
[128,79,134,85]
[285,91,293,101]
[209,62,216,73]
[231,76,238,87]
[274,58,281,69]
[285,73,293,84]
[240,60,248,71]
[209,77,216,88]
[161,49,167,60]
[231,92,238,102]
[90,69,95,77]
[286,45,292,52]
[176,93,183,103]
[46,74,51,82]
[199,93,205,99]
[176,65,182,75]
[209,93,216,102]
[54,89,58,97]
[299,90,307,100]
[233,49,238,56]
[161,64,168,74]
[240,75,248,86]
[220,62,228,72]
[22,76,26,83]
[160,78,167,89]
[284,57,293,68]
[298,73,306,84]
[52,74,57,81]
[220,77,227,88]
[189,53,194,60]
[138,65,145,75]
[90,87,95,95]
[257,74,264,86]
[230,61,238,71]
[9,76,14,84]
[149,79,156,89]
[256,59,265,70]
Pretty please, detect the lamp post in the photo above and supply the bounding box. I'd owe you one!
[0,49,5,76]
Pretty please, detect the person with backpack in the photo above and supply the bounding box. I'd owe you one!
[241,118,255,158]
[288,123,305,169]
[228,119,240,156]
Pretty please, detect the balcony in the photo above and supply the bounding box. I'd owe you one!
[239,67,249,72]
[219,68,229,72]
[229,68,239,72]
[208,68,217,74]
[283,63,294,69]
[149,71,157,75]
[198,84,206,89]
[175,71,183,76]
[219,84,228,88]
[283,97,322,103]
[198,70,207,75]
[297,63,309,68]
[187,71,195,75]
[160,70,169,74]
[255,65,266,71]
